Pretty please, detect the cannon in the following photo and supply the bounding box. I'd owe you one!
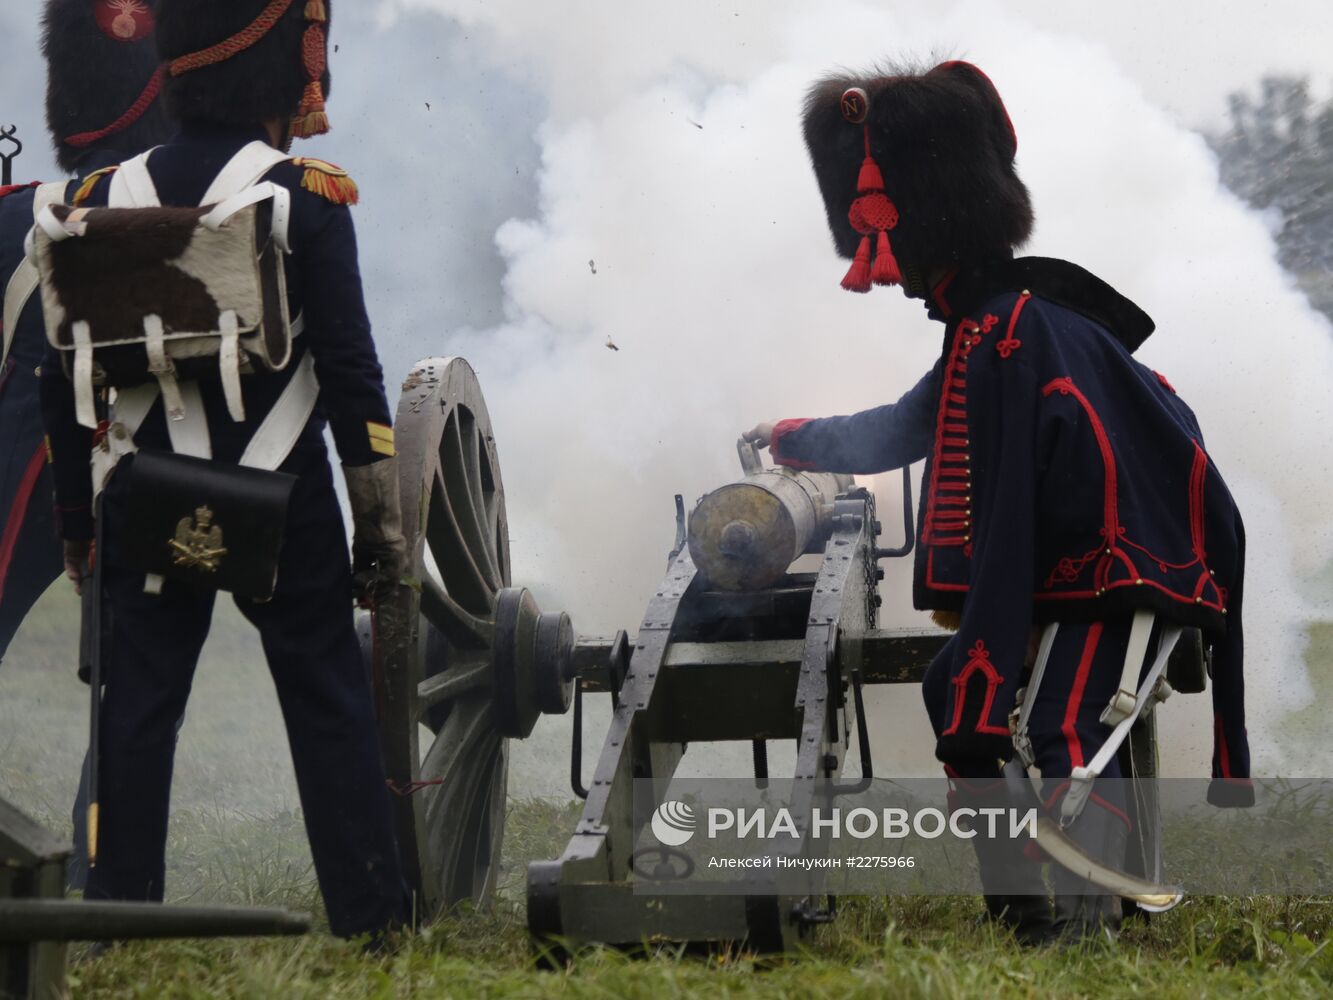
[369,356,1191,949]
[0,795,309,1000]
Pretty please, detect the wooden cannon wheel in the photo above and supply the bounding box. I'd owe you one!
[364,356,512,917]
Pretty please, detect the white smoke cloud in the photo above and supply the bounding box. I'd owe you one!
[393,0,1333,778]
[2,0,1328,811]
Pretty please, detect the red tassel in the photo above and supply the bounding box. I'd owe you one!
[841,235,873,293]
[871,230,903,285]
[856,155,884,194]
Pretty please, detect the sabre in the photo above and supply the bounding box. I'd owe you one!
[78,493,107,869]
[1002,758,1183,911]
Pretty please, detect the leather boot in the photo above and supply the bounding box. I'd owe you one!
[1050,800,1127,944]
[982,890,1055,947]
[950,774,1053,946]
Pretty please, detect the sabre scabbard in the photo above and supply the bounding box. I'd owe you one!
[77,566,96,686]
[82,494,107,868]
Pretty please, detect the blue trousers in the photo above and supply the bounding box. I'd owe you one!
[82,447,410,938]
[925,617,1153,828]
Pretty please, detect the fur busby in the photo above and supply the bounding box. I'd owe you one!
[803,60,1033,290]
[156,0,334,137]
[43,0,173,172]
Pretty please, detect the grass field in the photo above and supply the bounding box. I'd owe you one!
[63,813,1333,999]
[3,586,1333,997]
[17,789,1330,1000]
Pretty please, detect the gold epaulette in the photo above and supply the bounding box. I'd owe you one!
[293,157,359,206]
[71,166,118,206]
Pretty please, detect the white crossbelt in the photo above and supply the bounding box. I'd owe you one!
[3,182,68,368]
[88,143,318,486]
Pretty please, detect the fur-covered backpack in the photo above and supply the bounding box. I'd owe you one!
[30,143,295,429]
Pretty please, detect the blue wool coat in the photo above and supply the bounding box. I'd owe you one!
[771,257,1250,804]
[0,171,91,659]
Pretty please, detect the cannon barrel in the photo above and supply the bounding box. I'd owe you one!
[687,468,854,590]
[0,899,311,942]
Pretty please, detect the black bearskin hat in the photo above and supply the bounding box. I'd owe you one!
[803,60,1033,291]
[156,0,334,137]
[43,0,173,172]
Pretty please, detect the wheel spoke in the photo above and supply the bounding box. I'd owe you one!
[457,412,502,586]
[427,462,495,612]
[462,411,496,569]
[449,739,506,902]
[417,657,490,709]
[420,570,493,649]
[420,711,503,905]
[440,413,503,590]
[420,707,497,859]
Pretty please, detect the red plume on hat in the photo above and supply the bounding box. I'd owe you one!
[837,87,903,292]
[802,60,1033,293]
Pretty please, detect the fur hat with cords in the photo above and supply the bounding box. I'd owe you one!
[802,60,1032,294]
[43,0,173,172]
[156,0,334,139]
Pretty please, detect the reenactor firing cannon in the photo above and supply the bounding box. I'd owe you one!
[368,357,1199,951]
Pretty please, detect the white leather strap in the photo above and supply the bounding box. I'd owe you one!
[270,184,292,253]
[34,204,74,242]
[1062,624,1183,824]
[143,314,186,423]
[111,384,159,438]
[92,387,155,498]
[1010,622,1059,769]
[7,184,66,364]
[200,181,291,253]
[71,320,97,429]
[165,380,211,459]
[95,350,315,475]
[239,352,318,471]
[201,181,280,230]
[218,310,245,422]
[1101,610,1155,727]
[2,260,39,368]
[1019,624,1058,736]
[108,150,161,208]
[201,142,290,204]
[33,180,69,217]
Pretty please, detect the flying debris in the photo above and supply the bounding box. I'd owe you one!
[588,258,597,274]
[605,337,619,351]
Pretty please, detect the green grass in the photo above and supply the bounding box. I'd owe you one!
[44,795,1333,999]
[65,873,1333,998]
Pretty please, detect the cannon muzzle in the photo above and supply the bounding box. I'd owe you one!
[687,466,853,590]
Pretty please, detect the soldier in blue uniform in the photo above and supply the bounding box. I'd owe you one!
[0,0,172,663]
[38,0,411,939]
[1,0,176,892]
[746,61,1250,942]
